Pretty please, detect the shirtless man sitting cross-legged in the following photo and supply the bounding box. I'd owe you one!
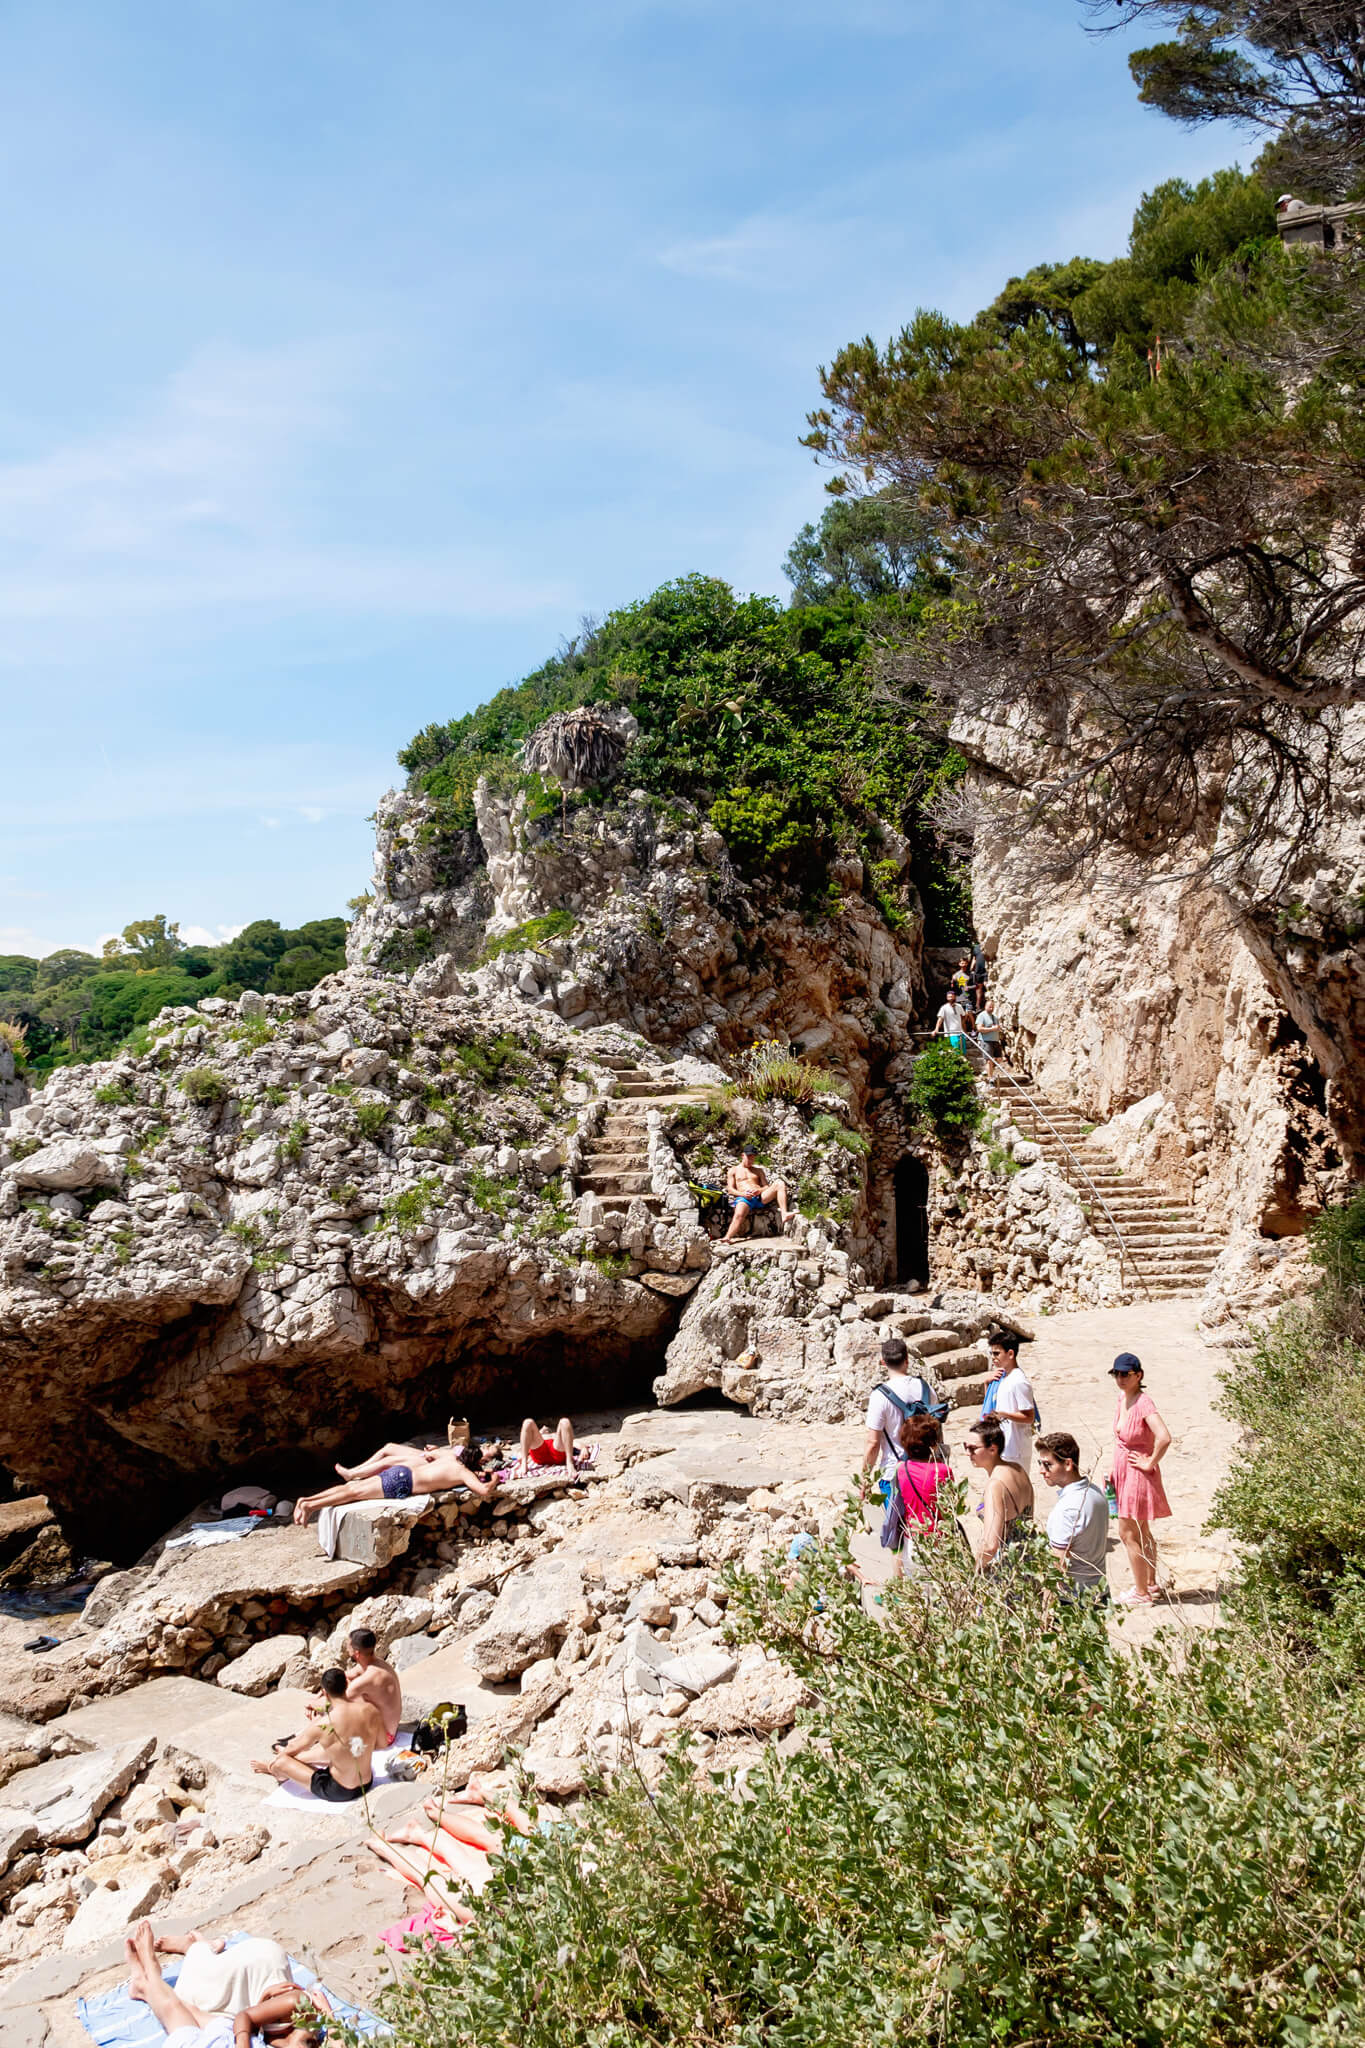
[293,1440,497,1525]
[251,1667,384,1803]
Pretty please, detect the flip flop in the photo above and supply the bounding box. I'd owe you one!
[23,1636,59,1653]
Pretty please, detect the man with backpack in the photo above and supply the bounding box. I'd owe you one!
[861,1337,947,1499]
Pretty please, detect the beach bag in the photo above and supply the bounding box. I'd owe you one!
[447,1416,471,1450]
[412,1701,468,1754]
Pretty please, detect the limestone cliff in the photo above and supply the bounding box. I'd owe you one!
[955,700,1364,1322]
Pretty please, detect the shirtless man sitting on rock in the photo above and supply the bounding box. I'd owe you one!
[292,1439,497,1524]
[339,1625,403,1746]
[724,1144,794,1241]
[251,1667,383,1803]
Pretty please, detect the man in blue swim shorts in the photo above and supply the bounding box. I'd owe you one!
[292,1439,498,1525]
[723,1143,794,1241]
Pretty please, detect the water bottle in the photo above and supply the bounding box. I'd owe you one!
[1106,1480,1119,1520]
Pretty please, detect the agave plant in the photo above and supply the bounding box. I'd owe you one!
[521,707,629,826]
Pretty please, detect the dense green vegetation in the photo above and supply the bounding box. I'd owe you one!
[389,1201,1365,2045]
[1213,1190,1365,1680]
[0,914,346,1077]
[399,572,969,935]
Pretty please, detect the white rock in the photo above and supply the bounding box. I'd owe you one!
[9,1141,110,1192]
[62,1867,165,1951]
[215,1633,310,1697]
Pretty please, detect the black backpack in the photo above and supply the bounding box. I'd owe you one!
[411,1701,468,1753]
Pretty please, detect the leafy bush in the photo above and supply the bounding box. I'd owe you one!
[1211,1189,1365,1679]
[468,1170,515,1218]
[277,1118,309,1165]
[229,1015,275,1051]
[354,1101,391,1141]
[0,1019,29,1068]
[452,1033,524,1086]
[396,574,967,914]
[479,911,577,963]
[375,925,436,977]
[738,1042,847,1106]
[810,1111,870,1156]
[179,1068,230,1107]
[382,1176,443,1232]
[905,1042,982,1139]
[390,1520,1365,2047]
[93,1078,135,1107]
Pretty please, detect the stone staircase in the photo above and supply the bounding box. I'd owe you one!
[988,1074,1223,1298]
[574,1057,707,1219]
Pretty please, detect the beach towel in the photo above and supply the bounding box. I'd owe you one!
[316,1496,434,1561]
[379,1903,459,1954]
[163,1518,260,1553]
[76,1935,390,2046]
[261,1737,412,1809]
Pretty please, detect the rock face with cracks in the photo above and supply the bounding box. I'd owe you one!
[0,979,690,1550]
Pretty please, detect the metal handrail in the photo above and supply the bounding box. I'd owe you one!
[956,1029,1154,1301]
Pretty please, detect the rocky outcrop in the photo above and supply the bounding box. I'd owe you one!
[348,780,925,1092]
[0,979,702,1550]
[958,704,1360,1267]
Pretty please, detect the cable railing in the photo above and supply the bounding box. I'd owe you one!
[953,1028,1154,1301]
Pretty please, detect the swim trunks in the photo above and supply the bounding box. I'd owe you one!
[527,1437,567,1467]
[381,1464,414,1500]
[310,1766,372,1804]
[735,1192,764,1211]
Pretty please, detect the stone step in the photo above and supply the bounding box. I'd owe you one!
[926,1345,986,1382]
[595,1193,665,1214]
[615,1082,676,1097]
[910,1329,970,1360]
[584,1150,650,1168]
[579,1170,654,1195]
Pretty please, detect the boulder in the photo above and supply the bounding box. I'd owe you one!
[8,1142,110,1192]
[466,1562,583,1681]
[61,1866,165,1951]
[215,1634,311,1696]
[319,1592,433,1667]
[681,1662,810,1737]
[628,1627,736,1699]
[6,1735,155,1845]
[0,1811,37,1874]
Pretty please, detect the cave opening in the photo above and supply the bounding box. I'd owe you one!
[893,1156,930,1287]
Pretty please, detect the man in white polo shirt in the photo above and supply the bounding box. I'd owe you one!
[1037,1430,1109,1599]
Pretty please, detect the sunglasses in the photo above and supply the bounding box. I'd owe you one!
[1112,1368,1139,1379]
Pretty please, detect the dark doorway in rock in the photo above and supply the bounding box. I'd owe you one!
[894,1157,930,1287]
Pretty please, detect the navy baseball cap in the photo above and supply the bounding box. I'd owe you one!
[1109,1352,1142,1376]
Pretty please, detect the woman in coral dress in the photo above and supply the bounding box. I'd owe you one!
[1109,1351,1172,1605]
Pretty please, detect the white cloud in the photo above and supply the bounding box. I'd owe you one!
[298,805,326,824]
[0,341,574,634]
[259,816,281,831]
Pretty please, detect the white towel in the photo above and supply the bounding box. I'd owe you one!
[315,1494,435,1561]
[261,1737,412,1810]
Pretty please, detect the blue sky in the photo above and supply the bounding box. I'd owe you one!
[0,0,1240,957]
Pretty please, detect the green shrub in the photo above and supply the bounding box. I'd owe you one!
[6,1136,41,1163]
[905,1041,982,1139]
[229,1015,275,1050]
[389,1520,1365,2048]
[354,1101,391,1141]
[93,1079,136,1107]
[328,1181,360,1207]
[738,1042,848,1107]
[179,1067,230,1106]
[478,911,577,963]
[452,1033,524,1086]
[382,1176,442,1231]
[810,1111,871,1156]
[1211,1189,1365,1679]
[376,925,436,977]
[468,1170,522,1219]
[584,1248,631,1280]
[277,1118,309,1165]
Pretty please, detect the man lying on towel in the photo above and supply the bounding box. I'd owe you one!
[123,1918,328,2048]
[250,1668,383,1803]
[292,1438,498,1524]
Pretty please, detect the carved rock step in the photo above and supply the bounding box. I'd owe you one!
[595,1193,665,1214]
[579,1171,654,1195]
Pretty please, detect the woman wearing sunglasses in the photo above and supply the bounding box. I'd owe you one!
[962,1415,1033,1573]
[1108,1351,1172,1605]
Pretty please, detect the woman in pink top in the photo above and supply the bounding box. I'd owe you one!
[893,1414,954,1576]
[1109,1351,1172,1605]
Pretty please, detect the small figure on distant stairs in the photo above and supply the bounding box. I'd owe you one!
[724,1143,794,1240]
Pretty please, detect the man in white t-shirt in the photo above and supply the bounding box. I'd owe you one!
[933,998,966,1052]
[983,1328,1036,1469]
[861,1337,938,1485]
[1037,1431,1109,1598]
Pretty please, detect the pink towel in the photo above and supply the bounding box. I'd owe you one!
[379,1904,458,1953]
